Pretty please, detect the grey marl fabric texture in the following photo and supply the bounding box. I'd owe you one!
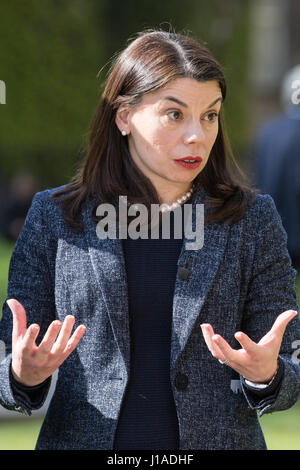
[0,183,299,450]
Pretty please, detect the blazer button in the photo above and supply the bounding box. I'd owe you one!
[175,373,188,390]
[178,266,189,281]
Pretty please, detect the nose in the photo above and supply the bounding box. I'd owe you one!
[183,121,206,145]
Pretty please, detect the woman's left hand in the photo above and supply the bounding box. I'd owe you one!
[200,309,298,384]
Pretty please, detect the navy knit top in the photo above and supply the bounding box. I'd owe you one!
[113,203,189,450]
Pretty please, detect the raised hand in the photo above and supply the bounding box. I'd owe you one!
[7,298,86,387]
[200,309,298,384]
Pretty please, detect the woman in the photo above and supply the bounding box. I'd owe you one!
[0,29,299,450]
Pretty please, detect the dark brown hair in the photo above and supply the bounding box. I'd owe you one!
[51,28,257,230]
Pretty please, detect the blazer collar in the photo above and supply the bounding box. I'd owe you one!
[171,186,230,368]
[82,185,230,372]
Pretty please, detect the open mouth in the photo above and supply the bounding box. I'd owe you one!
[174,158,202,169]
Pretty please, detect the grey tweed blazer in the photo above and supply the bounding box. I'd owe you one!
[0,184,299,450]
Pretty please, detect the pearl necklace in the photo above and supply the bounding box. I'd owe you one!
[159,184,195,213]
[124,184,194,213]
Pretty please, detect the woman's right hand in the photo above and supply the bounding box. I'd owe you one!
[6,298,86,387]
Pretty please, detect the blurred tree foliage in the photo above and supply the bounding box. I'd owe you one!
[0,0,251,188]
[0,0,105,186]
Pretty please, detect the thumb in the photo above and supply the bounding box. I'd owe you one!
[263,310,298,346]
[6,299,27,341]
[271,309,297,333]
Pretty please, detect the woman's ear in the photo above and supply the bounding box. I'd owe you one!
[115,105,131,136]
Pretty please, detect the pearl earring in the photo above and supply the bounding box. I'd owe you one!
[121,130,127,136]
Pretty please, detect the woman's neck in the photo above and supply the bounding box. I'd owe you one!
[156,183,194,206]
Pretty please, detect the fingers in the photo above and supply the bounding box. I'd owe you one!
[234,331,257,354]
[7,299,27,343]
[9,311,86,386]
[36,315,86,357]
[63,325,86,356]
[200,312,298,381]
[22,323,40,351]
[211,334,238,363]
[200,324,251,365]
[200,323,226,361]
[37,320,62,353]
[51,316,76,354]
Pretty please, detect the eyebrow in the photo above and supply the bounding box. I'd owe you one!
[162,95,223,109]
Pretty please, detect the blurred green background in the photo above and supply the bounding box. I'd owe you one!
[0,0,300,450]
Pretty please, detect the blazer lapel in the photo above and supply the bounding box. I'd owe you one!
[82,197,131,375]
[170,187,230,369]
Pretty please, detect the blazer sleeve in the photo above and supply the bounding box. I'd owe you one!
[0,191,55,416]
[241,193,300,416]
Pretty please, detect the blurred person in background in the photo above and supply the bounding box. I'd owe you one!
[0,29,299,451]
[254,65,300,271]
[0,172,36,242]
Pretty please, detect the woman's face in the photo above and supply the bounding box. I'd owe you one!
[115,77,222,196]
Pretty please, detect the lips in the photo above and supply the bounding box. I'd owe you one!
[175,156,202,162]
[174,156,203,170]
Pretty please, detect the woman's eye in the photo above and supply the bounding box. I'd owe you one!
[204,112,219,123]
[166,110,183,121]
